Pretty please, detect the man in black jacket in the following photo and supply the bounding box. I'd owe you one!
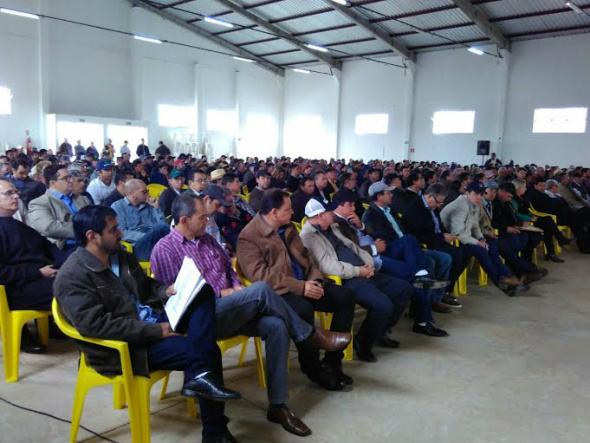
[403,184,471,308]
[54,205,241,443]
[11,158,45,207]
[290,176,314,223]
[158,168,185,217]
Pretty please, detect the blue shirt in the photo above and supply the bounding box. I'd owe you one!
[422,196,441,235]
[110,254,158,323]
[378,205,404,238]
[111,198,166,243]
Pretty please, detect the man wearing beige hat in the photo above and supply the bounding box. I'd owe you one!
[210,169,226,185]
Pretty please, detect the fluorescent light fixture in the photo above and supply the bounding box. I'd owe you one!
[292,68,311,74]
[204,16,234,28]
[305,43,329,53]
[233,56,255,63]
[329,0,350,5]
[133,35,162,44]
[0,8,40,19]
[468,47,484,55]
[566,1,584,14]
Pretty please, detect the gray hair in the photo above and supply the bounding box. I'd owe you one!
[511,179,526,191]
[545,179,558,190]
[123,179,146,195]
[424,183,447,198]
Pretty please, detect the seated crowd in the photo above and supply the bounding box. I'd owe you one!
[2,145,590,443]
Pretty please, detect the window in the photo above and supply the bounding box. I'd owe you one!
[532,107,587,133]
[0,86,12,115]
[355,114,389,135]
[432,110,475,135]
[157,104,196,128]
[207,110,238,134]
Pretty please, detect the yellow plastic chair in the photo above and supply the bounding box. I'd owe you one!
[323,275,354,361]
[362,203,369,210]
[292,221,302,232]
[301,216,308,227]
[0,285,50,383]
[52,299,196,443]
[529,206,571,255]
[451,239,467,296]
[146,183,166,200]
[237,193,250,203]
[120,241,151,275]
[241,184,249,195]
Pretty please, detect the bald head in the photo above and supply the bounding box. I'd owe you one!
[125,179,148,206]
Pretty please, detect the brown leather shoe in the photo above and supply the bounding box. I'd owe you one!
[306,328,351,352]
[499,275,522,287]
[267,404,312,437]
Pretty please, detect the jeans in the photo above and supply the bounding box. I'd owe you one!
[343,273,412,351]
[146,285,228,438]
[383,235,430,280]
[498,233,538,276]
[214,281,313,404]
[423,249,452,303]
[282,283,356,372]
[467,237,512,285]
[132,222,171,261]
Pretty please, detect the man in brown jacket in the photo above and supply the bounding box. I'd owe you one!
[237,189,356,391]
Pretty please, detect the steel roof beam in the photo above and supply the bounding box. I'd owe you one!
[126,0,284,76]
[317,0,415,61]
[451,0,511,51]
[212,0,342,70]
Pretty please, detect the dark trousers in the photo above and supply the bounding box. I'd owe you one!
[147,286,228,437]
[467,237,512,285]
[382,235,430,280]
[6,277,54,311]
[282,283,355,372]
[343,273,412,351]
[433,243,472,293]
[534,216,563,255]
[498,233,539,276]
[132,222,171,261]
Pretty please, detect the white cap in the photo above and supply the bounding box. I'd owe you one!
[305,198,326,218]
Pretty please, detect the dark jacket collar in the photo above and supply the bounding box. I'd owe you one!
[73,247,112,273]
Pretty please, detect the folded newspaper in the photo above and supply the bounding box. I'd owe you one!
[165,256,206,330]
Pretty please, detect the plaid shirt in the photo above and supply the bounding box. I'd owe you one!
[151,228,240,297]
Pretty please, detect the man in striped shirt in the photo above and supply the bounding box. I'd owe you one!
[151,193,351,437]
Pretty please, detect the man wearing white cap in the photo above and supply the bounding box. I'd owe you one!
[300,198,445,363]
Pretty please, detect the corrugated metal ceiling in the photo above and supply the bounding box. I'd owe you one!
[144,0,590,69]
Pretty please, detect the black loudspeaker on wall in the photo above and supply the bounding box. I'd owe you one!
[477,140,490,156]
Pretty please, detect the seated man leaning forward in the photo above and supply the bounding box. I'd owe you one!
[110,179,170,261]
[53,205,241,443]
[151,193,350,437]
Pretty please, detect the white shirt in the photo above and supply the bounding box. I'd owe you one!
[87,177,116,205]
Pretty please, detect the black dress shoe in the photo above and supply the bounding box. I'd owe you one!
[202,430,239,443]
[353,339,377,362]
[307,367,346,391]
[267,404,312,437]
[546,254,565,263]
[412,322,449,337]
[377,335,401,348]
[321,360,354,386]
[21,327,46,354]
[181,372,241,401]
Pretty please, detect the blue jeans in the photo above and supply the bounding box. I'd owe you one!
[147,285,229,438]
[468,237,512,285]
[132,222,170,261]
[423,250,452,303]
[344,273,412,350]
[383,235,430,280]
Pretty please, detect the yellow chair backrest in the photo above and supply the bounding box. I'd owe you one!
[121,241,134,253]
[301,216,308,226]
[232,257,252,286]
[241,184,249,195]
[529,205,557,223]
[237,193,250,203]
[292,221,301,232]
[146,184,167,200]
[362,203,369,210]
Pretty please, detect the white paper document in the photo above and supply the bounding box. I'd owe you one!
[165,256,206,330]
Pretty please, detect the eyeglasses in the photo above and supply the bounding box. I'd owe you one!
[57,175,74,182]
[195,179,208,184]
[434,197,445,205]
[0,190,18,197]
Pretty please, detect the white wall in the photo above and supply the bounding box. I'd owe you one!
[503,34,590,167]
[338,56,414,162]
[410,46,507,165]
[282,70,339,160]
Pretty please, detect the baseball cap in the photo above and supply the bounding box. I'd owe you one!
[305,198,327,218]
[332,189,357,206]
[202,184,232,207]
[466,181,486,194]
[169,168,184,179]
[368,181,394,197]
[96,160,113,171]
[484,180,499,189]
[174,159,184,168]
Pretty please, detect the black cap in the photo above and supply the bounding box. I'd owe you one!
[202,184,232,207]
[332,189,357,206]
[465,181,485,194]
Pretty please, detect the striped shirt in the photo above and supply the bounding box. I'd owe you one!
[151,227,240,297]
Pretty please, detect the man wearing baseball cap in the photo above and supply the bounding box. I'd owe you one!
[158,168,185,217]
[86,159,115,205]
[300,198,419,361]
[441,181,527,296]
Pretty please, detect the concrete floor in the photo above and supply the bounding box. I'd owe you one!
[1,250,589,443]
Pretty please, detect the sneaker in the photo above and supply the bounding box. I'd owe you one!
[441,293,462,308]
[431,302,452,314]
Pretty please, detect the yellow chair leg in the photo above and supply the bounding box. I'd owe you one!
[70,374,94,443]
[124,377,150,443]
[5,320,25,383]
[187,398,198,418]
[36,316,50,346]
[158,374,169,400]
[343,331,353,361]
[238,340,248,367]
[254,337,267,389]
[478,264,488,287]
[459,269,467,295]
[113,383,126,409]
